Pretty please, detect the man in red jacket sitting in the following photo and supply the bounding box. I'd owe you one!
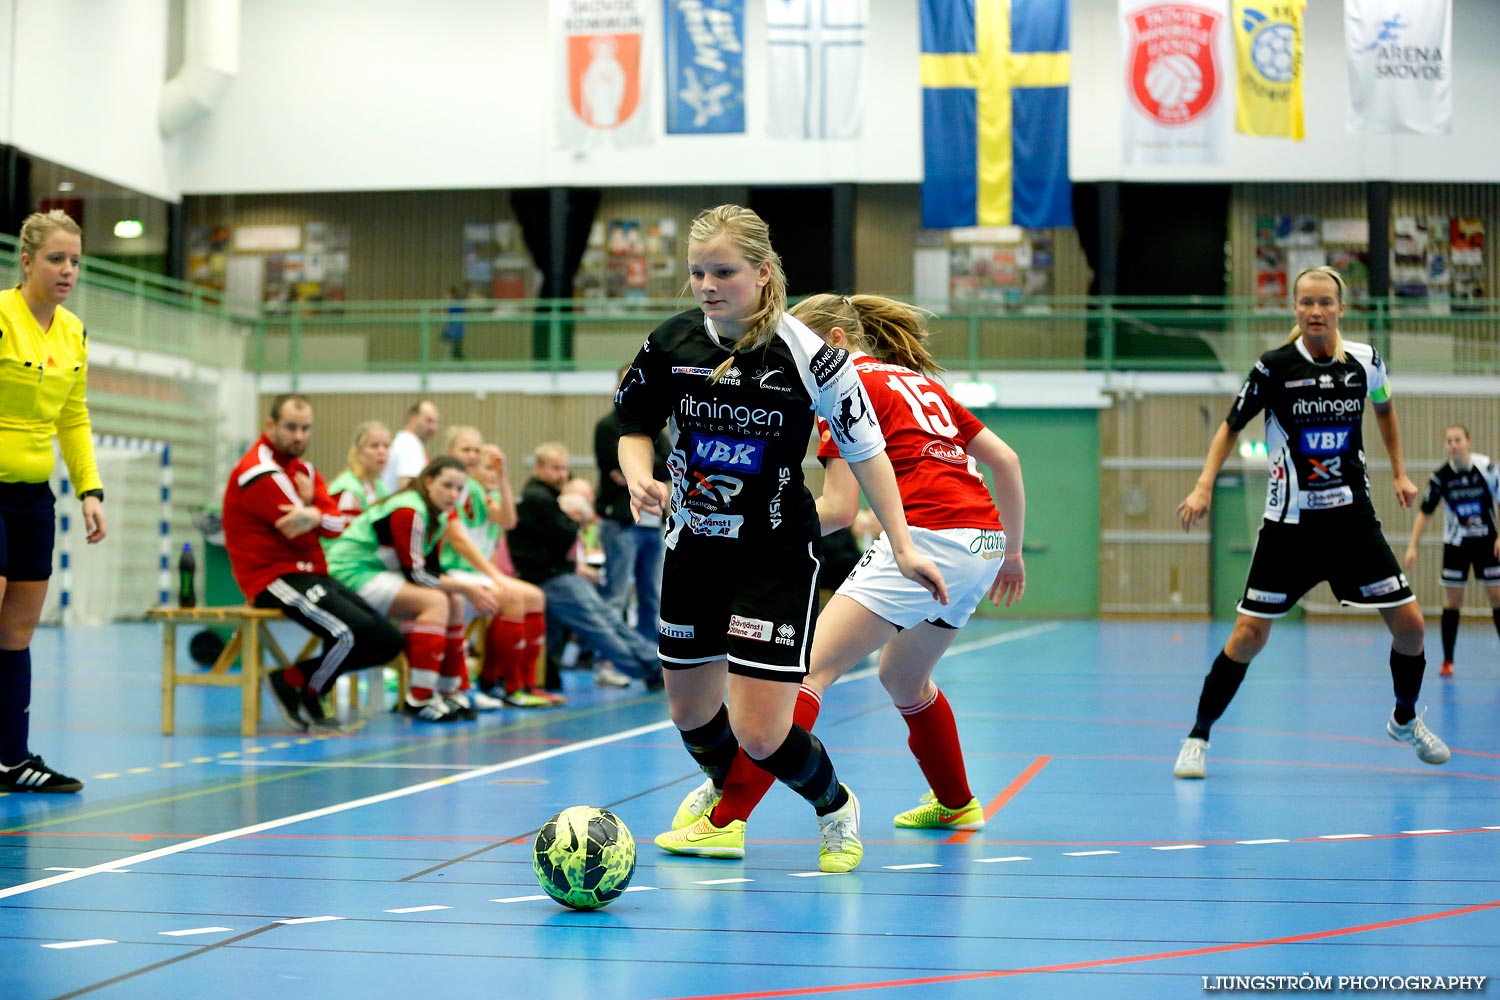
[222,394,401,730]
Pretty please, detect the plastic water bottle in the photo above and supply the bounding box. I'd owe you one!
[178,542,197,608]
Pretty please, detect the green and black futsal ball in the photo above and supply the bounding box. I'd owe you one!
[533,806,637,910]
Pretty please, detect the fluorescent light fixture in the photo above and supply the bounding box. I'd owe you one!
[950,380,998,408]
[113,219,144,239]
[57,181,76,192]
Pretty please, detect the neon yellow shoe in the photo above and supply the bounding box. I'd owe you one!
[670,777,722,831]
[893,790,986,831]
[654,814,746,859]
[817,785,863,873]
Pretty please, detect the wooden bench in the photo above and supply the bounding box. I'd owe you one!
[148,606,292,736]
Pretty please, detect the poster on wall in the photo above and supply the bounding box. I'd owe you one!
[1450,218,1485,308]
[187,226,230,291]
[1345,0,1452,135]
[1120,0,1234,165]
[1255,214,1370,308]
[664,0,744,134]
[554,0,652,150]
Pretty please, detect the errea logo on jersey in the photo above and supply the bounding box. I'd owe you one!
[1300,427,1350,455]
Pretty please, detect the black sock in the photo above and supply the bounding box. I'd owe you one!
[0,647,32,767]
[678,704,739,788]
[1190,651,1249,740]
[753,724,847,816]
[1440,608,1460,662]
[1390,649,1425,724]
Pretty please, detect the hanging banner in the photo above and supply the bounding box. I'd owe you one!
[767,0,867,140]
[664,0,745,134]
[1344,0,1451,135]
[1120,0,1233,165]
[1233,0,1304,140]
[555,0,652,150]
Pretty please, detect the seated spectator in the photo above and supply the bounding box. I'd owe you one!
[325,456,502,723]
[506,443,663,689]
[594,377,669,647]
[325,420,391,521]
[222,394,403,731]
[442,426,554,709]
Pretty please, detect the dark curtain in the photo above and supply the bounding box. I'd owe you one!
[0,146,33,237]
[510,187,602,363]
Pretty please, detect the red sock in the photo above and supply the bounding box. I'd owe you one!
[523,612,546,692]
[404,623,445,700]
[483,618,526,690]
[899,686,972,808]
[438,624,466,694]
[713,685,823,825]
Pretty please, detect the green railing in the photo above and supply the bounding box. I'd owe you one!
[3,233,1495,379]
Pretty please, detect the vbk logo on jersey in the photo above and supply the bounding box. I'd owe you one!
[692,433,765,472]
[1301,426,1349,455]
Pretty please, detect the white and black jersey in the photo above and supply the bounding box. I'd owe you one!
[1420,454,1500,546]
[616,308,885,551]
[1227,338,1391,524]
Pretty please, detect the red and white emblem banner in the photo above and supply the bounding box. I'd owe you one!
[555,0,652,150]
[1120,0,1233,165]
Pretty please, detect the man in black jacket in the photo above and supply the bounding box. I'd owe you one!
[507,442,662,687]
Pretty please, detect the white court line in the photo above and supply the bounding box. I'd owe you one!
[622,885,656,893]
[1318,834,1371,840]
[695,878,753,885]
[1401,829,1451,835]
[976,856,1031,864]
[44,867,130,873]
[788,871,843,878]
[384,905,451,914]
[42,939,115,950]
[276,915,343,925]
[1063,850,1118,857]
[491,894,549,903]
[884,863,941,870]
[220,761,478,770]
[0,718,677,901]
[1236,839,1289,845]
[159,927,233,937]
[1151,844,1205,851]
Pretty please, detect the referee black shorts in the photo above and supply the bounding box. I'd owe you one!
[1239,514,1414,618]
[1440,537,1500,587]
[0,482,56,582]
[656,537,822,683]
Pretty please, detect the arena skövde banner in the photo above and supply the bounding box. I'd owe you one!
[1344,0,1451,135]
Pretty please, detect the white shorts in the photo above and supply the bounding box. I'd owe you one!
[356,571,408,616]
[834,526,1005,630]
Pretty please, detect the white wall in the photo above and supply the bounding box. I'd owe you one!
[5,0,173,200]
[172,0,923,195]
[1071,0,1500,182]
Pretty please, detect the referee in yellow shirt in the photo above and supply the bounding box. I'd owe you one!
[0,210,104,793]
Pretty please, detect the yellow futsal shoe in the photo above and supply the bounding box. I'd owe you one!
[893,790,986,831]
[654,814,746,859]
[670,777,722,831]
[817,785,863,873]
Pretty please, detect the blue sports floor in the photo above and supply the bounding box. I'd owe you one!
[1,618,1497,999]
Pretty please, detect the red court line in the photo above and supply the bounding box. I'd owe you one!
[946,755,1049,845]
[662,899,1500,1000]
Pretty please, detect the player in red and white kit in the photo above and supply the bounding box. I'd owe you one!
[666,294,1026,842]
[222,394,402,730]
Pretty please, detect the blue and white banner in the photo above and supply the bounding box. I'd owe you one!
[665,0,745,134]
[767,0,867,140]
[1345,0,1451,135]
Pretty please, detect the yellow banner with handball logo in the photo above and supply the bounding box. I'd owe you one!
[1233,0,1304,139]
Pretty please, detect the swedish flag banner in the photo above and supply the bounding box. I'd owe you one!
[1233,1,1304,139]
[920,0,1071,230]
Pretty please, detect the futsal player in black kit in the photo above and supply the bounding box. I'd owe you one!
[1403,425,1500,677]
[1174,266,1449,779]
[615,204,947,871]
